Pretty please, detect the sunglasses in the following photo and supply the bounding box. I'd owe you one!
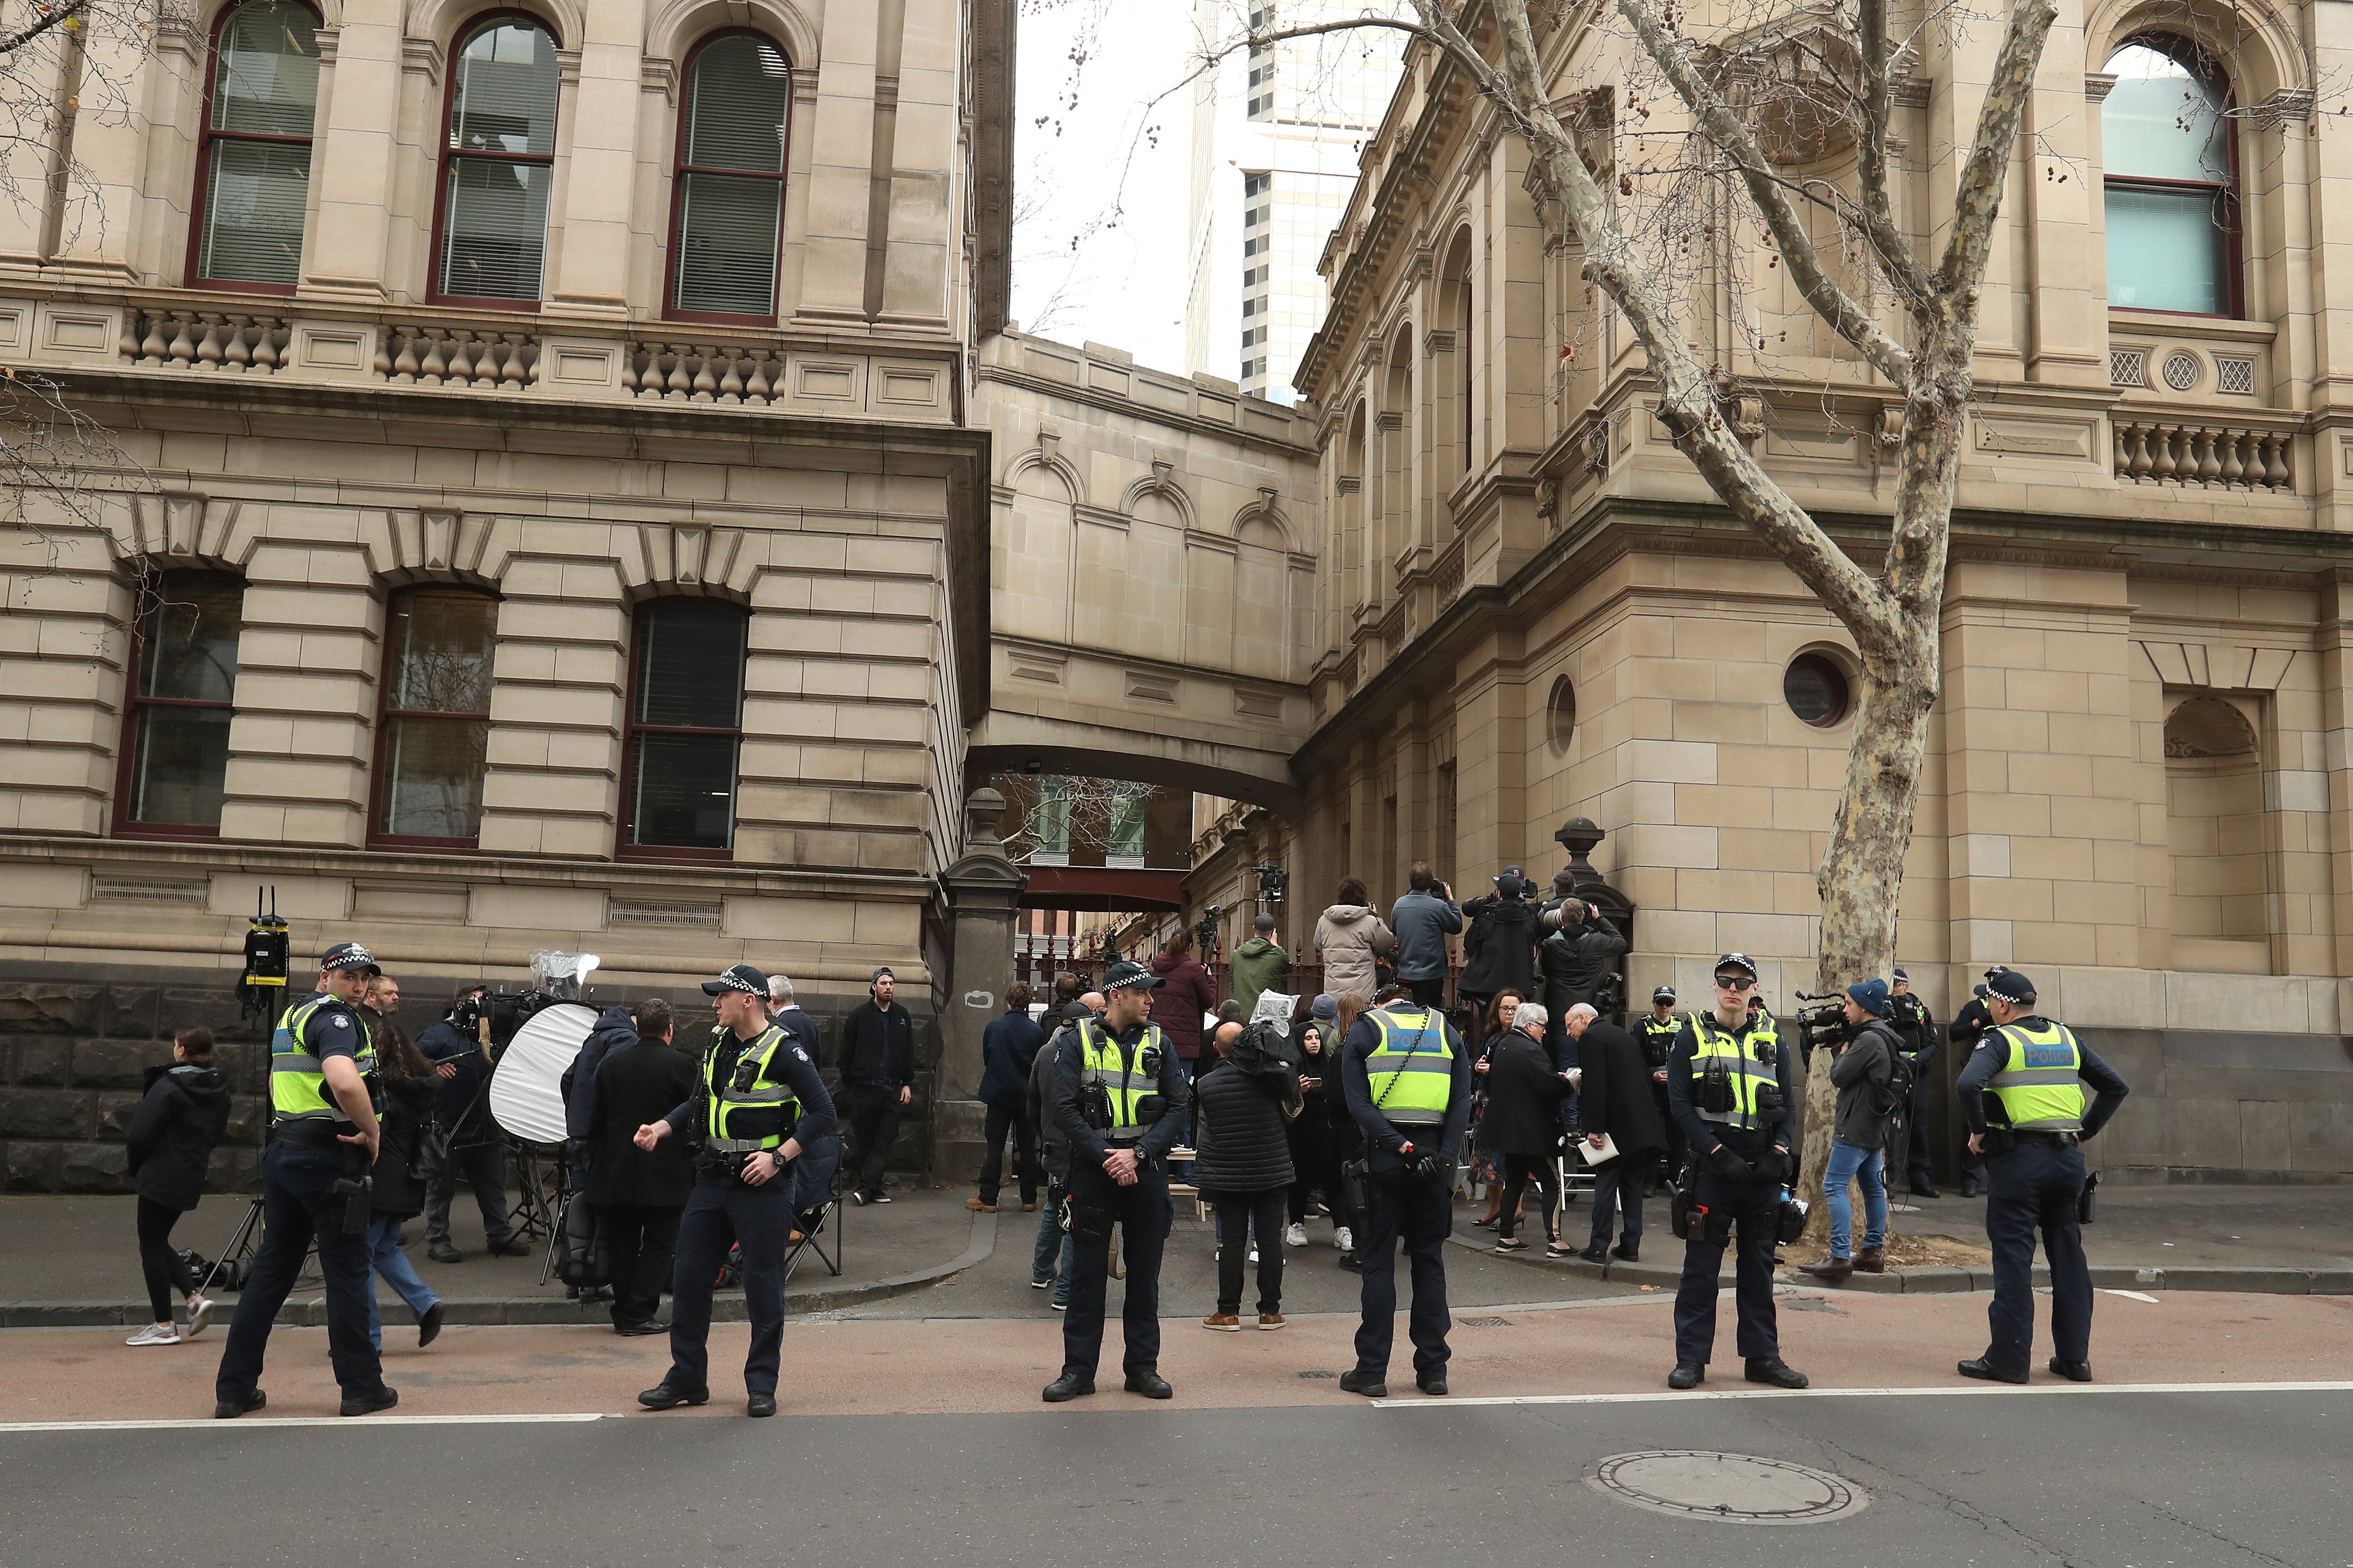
[1713,975,1755,990]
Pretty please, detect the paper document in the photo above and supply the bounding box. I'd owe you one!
[1576,1133,1621,1167]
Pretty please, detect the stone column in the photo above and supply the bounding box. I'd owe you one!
[933,786,1027,1184]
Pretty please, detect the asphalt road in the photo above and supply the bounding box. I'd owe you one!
[4,1385,2346,1568]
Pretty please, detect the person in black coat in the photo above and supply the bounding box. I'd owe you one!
[418,985,522,1262]
[587,998,698,1334]
[1480,1004,1574,1254]
[1459,872,1541,1013]
[1567,1006,1668,1262]
[1537,897,1629,1063]
[1192,1020,1302,1329]
[973,983,1045,1213]
[840,967,915,1205]
[124,1027,231,1346]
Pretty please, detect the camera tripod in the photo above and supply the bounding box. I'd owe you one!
[194,1190,319,1301]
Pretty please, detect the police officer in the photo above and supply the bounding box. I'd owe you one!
[1043,960,1190,1402]
[634,963,835,1417]
[214,941,396,1419]
[1887,969,1939,1196]
[1663,953,1808,1392]
[1337,985,1473,1398]
[1637,986,1686,1188]
[1945,966,2013,1197]
[1955,969,2129,1384]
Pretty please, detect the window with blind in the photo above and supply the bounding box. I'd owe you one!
[190,0,321,290]
[116,576,245,835]
[669,33,792,321]
[373,588,498,846]
[621,601,748,856]
[434,17,560,304]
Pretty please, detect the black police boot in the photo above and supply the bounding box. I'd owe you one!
[1666,1363,1703,1391]
[213,1389,266,1419]
[1337,1368,1387,1398]
[1909,1183,1941,1199]
[1124,1371,1173,1399]
[638,1382,711,1410]
[339,1385,398,1417]
[1960,1178,1981,1198]
[1574,1244,1610,1264]
[1041,1373,1095,1403]
[1744,1358,1809,1390]
[747,1393,777,1418]
[418,1302,445,1349]
[1957,1357,2027,1384]
[2047,1357,2093,1382]
[1611,1240,1640,1262]
[1416,1372,1449,1396]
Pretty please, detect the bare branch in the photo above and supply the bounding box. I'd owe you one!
[1854,0,1933,302]
[1936,0,2059,298]
[0,0,94,57]
[1617,0,1916,388]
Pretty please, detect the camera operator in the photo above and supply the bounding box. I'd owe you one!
[1337,985,1473,1399]
[1662,953,1808,1393]
[213,942,396,1419]
[633,964,835,1418]
[417,984,526,1262]
[1797,980,1899,1285]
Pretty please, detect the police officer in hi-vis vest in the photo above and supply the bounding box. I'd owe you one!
[1043,960,1190,1402]
[1954,968,2129,1384]
[1338,988,1473,1399]
[214,942,396,1419]
[634,964,835,1418]
[1663,953,1809,1392]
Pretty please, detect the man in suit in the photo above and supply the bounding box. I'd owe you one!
[585,999,698,1334]
[1566,1003,1668,1262]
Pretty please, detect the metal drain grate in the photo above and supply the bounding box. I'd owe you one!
[1588,1452,1869,1525]
[1459,1316,1512,1327]
[1296,1369,1338,1379]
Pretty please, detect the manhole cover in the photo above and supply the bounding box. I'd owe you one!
[1587,1451,1868,1524]
[1296,1369,1337,1379]
[1459,1316,1512,1327]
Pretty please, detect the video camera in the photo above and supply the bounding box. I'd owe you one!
[1792,990,1858,1055]
[452,950,603,1050]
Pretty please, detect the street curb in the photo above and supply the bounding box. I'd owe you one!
[0,1208,1000,1330]
[1445,1233,2352,1297]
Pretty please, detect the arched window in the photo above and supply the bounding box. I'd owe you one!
[116,575,244,836]
[619,600,748,857]
[371,587,497,846]
[668,33,793,321]
[433,15,561,305]
[2103,39,2238,316]
[189,1,322,290]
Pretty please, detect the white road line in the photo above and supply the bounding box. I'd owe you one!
[2103,1289,2163,1303]
[0,1412,609,1434]
[1369,1379,2353,1409]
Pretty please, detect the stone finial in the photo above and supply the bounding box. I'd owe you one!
[967,786,1009,850]
[1554,816,1606,884]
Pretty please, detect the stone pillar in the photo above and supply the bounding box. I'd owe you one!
[932,786,1026,1184]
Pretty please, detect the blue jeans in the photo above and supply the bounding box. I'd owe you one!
[365,1215,442,1351]
[1032,1179,1074,1305]
[1823,1139,1887,1260]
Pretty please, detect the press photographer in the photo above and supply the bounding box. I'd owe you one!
[1796,980,1901,1286]
[417,984,526,1264]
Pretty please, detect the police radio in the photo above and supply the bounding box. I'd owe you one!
[236,886,290,1030]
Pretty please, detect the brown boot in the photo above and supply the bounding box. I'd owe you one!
[1796,1255,1854,1285]
[1854,1246,1886,1274]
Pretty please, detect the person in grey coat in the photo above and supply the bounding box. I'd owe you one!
[1389,863,1463,1009]
[1798,979,1900,1285]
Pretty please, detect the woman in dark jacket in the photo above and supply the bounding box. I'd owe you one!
[1147,931,1218,1065]
[123,1027,231,1347]
[1191,1021,1301,1330]
[366,1028,446,1352]
[1284,1021,1333,1240]
[1481,1004,1574,1256]
[1469,990,1525,1228]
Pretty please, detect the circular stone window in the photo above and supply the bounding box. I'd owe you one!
[1783,651,1853,728]
[2161,349,2201,392]
[1547,675,1578,754]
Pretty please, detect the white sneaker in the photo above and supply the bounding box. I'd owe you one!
[1249,1248,1259,1264]
[1285,1223,1308,1249]
[1335,1227,1353,1252]
[185,1295,215,1339]
[125,1323,180,1347]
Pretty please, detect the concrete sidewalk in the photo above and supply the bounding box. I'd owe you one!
[1460,1182,2353,1296]
[0,1178,992,1328]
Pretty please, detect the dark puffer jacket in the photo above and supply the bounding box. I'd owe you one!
[1460,896,1540,997]
[126,1062,231,1210]
[371,1074,441,1219]
[1190,1060,1299,1197]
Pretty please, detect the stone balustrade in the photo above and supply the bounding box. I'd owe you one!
[122,309,288,373]
[623,340,790,404]
[376,325,542,389]
[2113,418,2296,492]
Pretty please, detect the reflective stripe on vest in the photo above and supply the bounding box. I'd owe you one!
[706,1025,800,1153]
[270,996,376,1125]
[1078,1021,1165,1139]
[1640,1014,1683,1043]
[1690,1013,1779,1130]
[1986,1021,2087,1132]
[1366,1007,1453,1126]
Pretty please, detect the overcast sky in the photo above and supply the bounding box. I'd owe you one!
[1009,2,1201,376]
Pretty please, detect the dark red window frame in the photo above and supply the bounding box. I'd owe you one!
[184,0,323,295]
[2104,34,2244,320]
[615,598,749,865]
[367,584,499,853]
[112,571,245,841]
[662,29,793,327]
[427,10,561,312]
